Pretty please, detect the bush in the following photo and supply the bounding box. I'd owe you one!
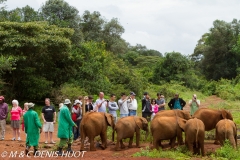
[211,140,240,160]
[51,83,87,104]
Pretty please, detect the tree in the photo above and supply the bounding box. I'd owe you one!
[0,5,41,22]
[192,19,240,80]
[128,44,162,56]
[152,52,192,84]
[81,10,128,54]
[0,21,74,99]
[40,0,83,44]
[102,18,127,54]
[81,10,104,42]
[0,0,6,10]
[71,41,112,94]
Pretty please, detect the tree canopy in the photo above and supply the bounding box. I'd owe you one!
[1,0,240,102]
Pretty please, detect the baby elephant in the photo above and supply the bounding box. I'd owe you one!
[216,119,237,149]
[113,116,149,151]
[180,118,205,156]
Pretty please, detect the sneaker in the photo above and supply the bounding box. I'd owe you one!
[18,137,21,141]
[12,137,15,141]
[50,141,56,144]
[44,141,48,144]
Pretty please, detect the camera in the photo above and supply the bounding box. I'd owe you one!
[106,99,109,102]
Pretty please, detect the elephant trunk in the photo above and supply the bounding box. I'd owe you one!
[144,128,149,141]
[112,130,115,142]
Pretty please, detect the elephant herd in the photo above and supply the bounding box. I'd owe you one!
[79,108,237,156]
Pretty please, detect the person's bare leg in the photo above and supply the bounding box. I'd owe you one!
[50,132,55,143]
[17,129,21,140]
[45,132,48,143]
[12,128,16,140]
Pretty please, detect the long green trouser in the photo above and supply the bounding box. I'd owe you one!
[59,133,73,148]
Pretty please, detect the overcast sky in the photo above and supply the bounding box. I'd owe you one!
[4,0,240,55]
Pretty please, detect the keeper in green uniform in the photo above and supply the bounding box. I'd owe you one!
[57,99,77,155]
[24,102,42,156]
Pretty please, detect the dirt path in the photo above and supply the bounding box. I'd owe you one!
[0,95,225,160]
[183,95,225,112]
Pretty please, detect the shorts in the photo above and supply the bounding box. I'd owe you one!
[43,122,54,132]
[11,120,20,129]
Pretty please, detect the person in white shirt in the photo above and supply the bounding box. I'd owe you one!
[118,93,131,118]
[128,92,138,116]
[94,92,107,112]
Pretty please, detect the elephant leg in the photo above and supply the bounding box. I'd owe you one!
[115,136,121,151]
[136,130,140,148]
[229,136,236,149]
[89,137,96,151]
[195,142,200,155]
[153,138,159,150]
[214,129,220,145]
[120,139,125,149]
[200,141,205,156]
[128,137,134,148]
[188,142,193,154]
[178,131,184,145]
[99,132,107,149]
[80,131,85,151]
[170,137,176,148]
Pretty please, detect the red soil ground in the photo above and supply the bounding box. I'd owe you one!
[0,96,229,160]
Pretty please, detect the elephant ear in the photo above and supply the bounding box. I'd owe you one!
[178,118,187,131]
[221,110,228,119]
[105,113,114,128]
[135,117,147,129]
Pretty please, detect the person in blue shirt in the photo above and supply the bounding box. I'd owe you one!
[168,93,186,110]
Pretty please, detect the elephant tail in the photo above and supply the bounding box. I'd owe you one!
[195,118,199,148]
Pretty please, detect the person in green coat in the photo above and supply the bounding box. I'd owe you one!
[57,99,77,155]
[189,94,200,116]
[24,102,42,156]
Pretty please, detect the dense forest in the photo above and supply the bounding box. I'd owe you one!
[1,0,240,103]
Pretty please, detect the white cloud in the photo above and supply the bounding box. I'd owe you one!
[4,0,240,55]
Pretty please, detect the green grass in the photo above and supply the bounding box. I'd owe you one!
[133,146,193,159]
[133,141,240,160]
[210,140,240,160]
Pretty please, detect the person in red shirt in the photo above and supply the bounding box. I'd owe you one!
[10,99,22,141]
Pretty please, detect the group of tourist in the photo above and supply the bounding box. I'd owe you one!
[0,91,200,156]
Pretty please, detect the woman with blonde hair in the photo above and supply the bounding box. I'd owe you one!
[10,99,22,141]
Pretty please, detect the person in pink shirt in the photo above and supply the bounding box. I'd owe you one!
[151,98,159,120]
[10,99,22,141]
